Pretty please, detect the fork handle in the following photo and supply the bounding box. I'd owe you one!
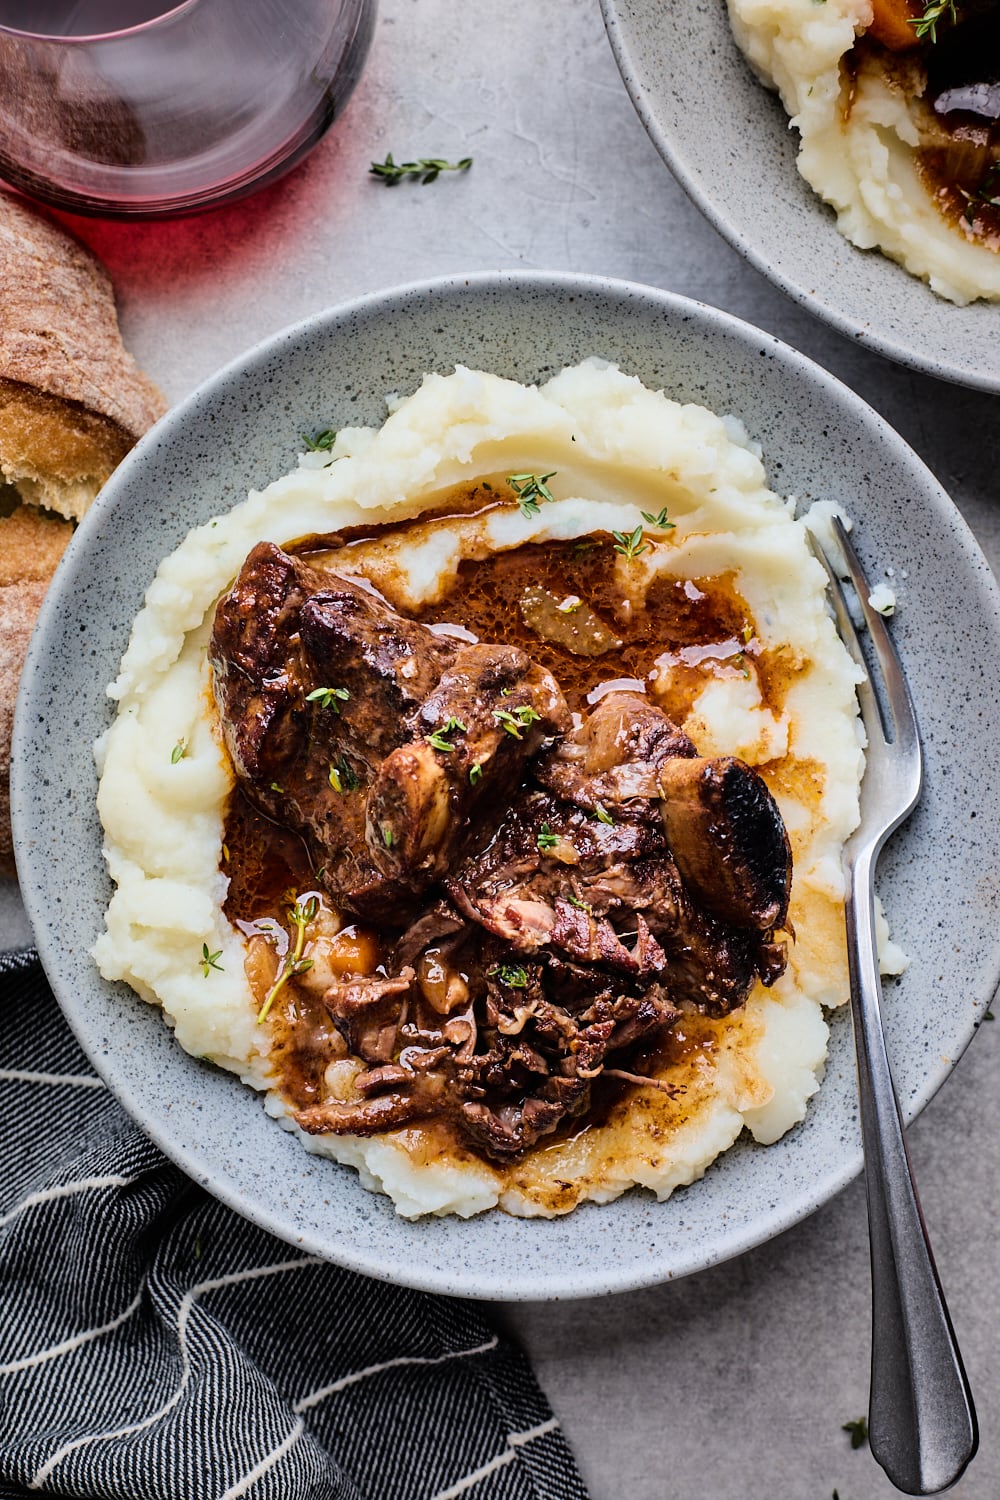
[846,851,977,1495]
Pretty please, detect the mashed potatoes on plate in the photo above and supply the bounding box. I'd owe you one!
[727,0,1000,305]
[93,360,877,1219]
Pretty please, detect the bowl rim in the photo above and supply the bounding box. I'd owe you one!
[13,267,1000,1299]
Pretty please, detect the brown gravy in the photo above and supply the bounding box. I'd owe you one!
[917,146,1000,246]
[220,496,787,1163]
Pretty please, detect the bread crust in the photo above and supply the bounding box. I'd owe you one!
[0,192,166,875]
[0,193,165,441]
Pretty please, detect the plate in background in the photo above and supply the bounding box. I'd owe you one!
[601,0,1000,393]
[12,271,1000,1299]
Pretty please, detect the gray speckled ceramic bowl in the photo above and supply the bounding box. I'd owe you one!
[601,0,1000,393]
[12,272,1000,1300]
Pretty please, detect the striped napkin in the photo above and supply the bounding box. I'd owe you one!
[0,951,588,1500]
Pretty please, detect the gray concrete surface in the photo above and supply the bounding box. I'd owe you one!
[3,1,998,1496]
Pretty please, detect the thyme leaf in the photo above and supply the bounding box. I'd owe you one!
[507,471,556,518]
[307,686,350,712]
[370,153,472,186]
[908,0,957,41]
[492,704,542,739]
[843,1416,869,1450]
[257,896,318,1023]
[171,740,187,764]
[426,716,467,753]
[302,428,337,451]
[594,801,614,826]
[328,757,360,794]
[537,823,559,851]
[469,760,484,785]
[612,525,651,561]
[640,507,675,530]
[488,963,529,988]
[200,943,223,977]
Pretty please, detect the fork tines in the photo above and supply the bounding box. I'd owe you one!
[807,515,921,836]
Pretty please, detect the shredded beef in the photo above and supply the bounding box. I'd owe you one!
[213,548,792,1162]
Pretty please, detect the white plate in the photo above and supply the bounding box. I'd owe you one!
[13,272,1000,1299]
[601,0,1000,392]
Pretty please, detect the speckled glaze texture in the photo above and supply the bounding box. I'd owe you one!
[601,0,1000,393]
[12,273,1000,1300]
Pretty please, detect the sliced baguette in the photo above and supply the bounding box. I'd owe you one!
[0,193,167,876]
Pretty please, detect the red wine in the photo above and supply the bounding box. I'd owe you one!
[0,1,178,37]
[0,0,375,216]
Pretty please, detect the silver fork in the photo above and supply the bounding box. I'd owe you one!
[810,517,977,1495]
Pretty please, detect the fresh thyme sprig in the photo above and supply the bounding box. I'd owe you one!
[537,823,559,851]
[488,964,529,988]
[566,893,592,912]
[200,943,223,977]
[507,471,556,518]
[302,428,337,451]
[370,153,472,186]
[640,507,675,530]
[257,896,317,1024]
[908,0,957,42]
[307,686,350,712]
[612,525,651,561]
[426,716,467,753]
[493,704,542,739]
[328,757,360,794]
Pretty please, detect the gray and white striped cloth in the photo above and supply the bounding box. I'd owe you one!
[0,950,588,1500]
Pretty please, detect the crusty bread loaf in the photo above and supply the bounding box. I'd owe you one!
[0,193,165,520]
[0,192,167,877]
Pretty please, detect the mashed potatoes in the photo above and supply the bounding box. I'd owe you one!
[93,360,874,1219]
[727,0,1000,304]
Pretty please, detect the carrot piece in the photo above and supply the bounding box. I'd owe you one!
[866,0,923,50]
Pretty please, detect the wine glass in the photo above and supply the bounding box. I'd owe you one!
[0,0,376,217]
